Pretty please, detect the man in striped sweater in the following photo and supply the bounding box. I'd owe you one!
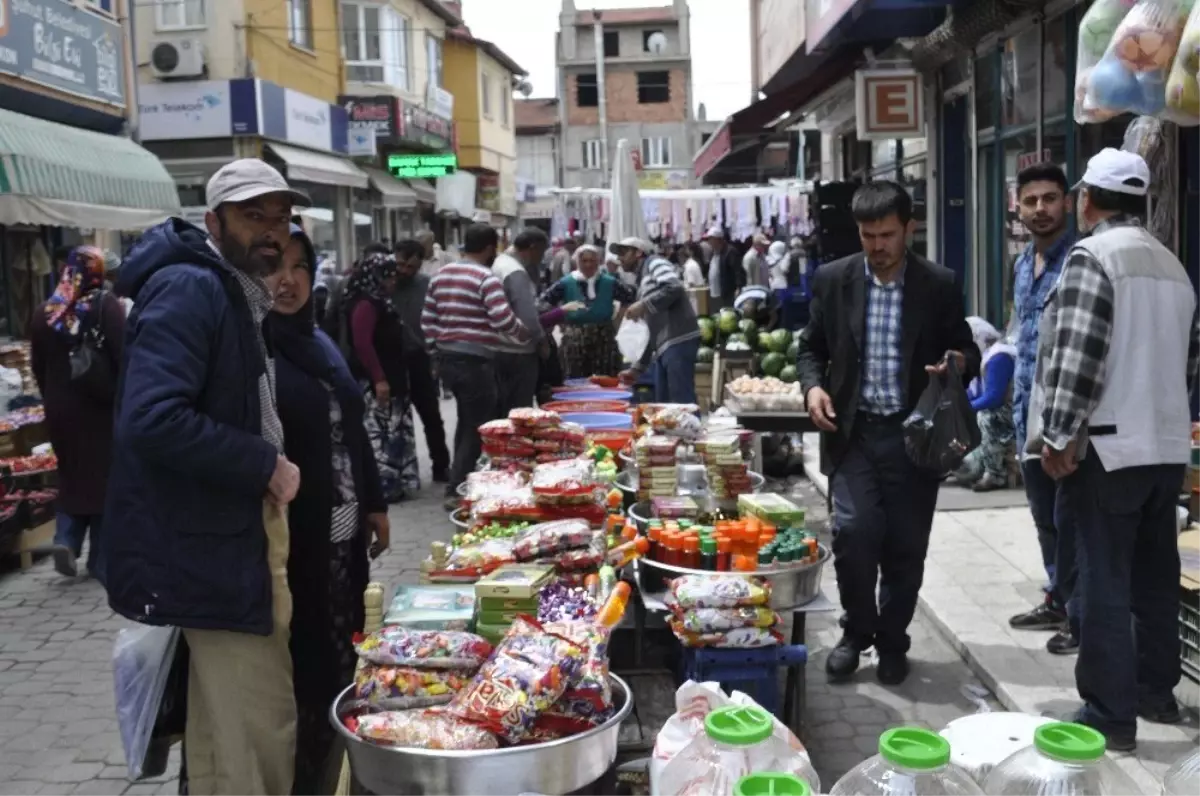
[422,224,533,500]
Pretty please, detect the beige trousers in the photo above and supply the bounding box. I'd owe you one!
[182,502,296,796]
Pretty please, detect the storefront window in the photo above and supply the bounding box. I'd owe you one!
[1003,132,1040,304]
[902,160,928,258]
[1002,26,1040,129]
[1043,14,1070,122]
[975,52,998,135]
[976,144,996,316]
[871,139,898,171]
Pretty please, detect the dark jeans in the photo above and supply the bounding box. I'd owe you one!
[55,511,105,585]
[651,338,700,404]
[494,351,540,416]
[1063,447,1183,737]
[407,351,450,472]
[1022,458,1078,627]
[830,415,941,654]
[438,353,500,493]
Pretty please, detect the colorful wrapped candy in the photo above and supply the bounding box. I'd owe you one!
[354,707,500,750]
[355,626,493,669]
[665,575,771,610]
[543,620,612,709]
[1166,0,1200,118]
[511,519,594,561]
[673,606,780,634]
[668,620,784,649]
[353,664,474,709]
[537,580,599,623]
[448,617,584,743]
[509,407,561,429]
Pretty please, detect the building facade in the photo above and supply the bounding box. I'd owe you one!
[515,98,561,228]
[442,1,524,231]
[133,0,364,267]
[557,0,701,191]
[0,0,179,337]
[339,0,460,242]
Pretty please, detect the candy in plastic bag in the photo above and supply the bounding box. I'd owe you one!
[1166,0,1200,119]
[355,626,493,669]
[353,664,474,709]
[669,620,784,648]
[354,707,500,750]
[673,606,780,634]
[543,620,612,709]
[511,518,594,561]
[666,575,771,610]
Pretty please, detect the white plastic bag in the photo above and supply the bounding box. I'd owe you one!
[616,318,650,364]
[650,680,818,795]
[112,625,180,780]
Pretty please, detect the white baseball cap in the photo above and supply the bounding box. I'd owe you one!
[703,225,724,239]
[608,237,652,255]
[1075,148,1150,197]
[206,158,311,211]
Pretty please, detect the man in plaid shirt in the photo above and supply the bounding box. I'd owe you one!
[1026,149,1200,751]
[797,182,978,686]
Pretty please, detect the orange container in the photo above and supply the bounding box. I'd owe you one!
[590,375,621,388]
[590,429,635,453]
[542,400,629,414]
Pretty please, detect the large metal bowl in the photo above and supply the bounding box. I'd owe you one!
[633,545,830,610]
[331,674,634,795]
[613,468,765,506]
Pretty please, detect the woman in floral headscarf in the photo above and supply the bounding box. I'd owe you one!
[951,316,1017,491]
[30,246,126,580]
[345,251,418,501]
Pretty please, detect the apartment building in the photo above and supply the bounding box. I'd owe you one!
[557,0,701,190]
[515,98,561,227]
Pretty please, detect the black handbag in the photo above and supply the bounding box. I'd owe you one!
[68,294,116,402]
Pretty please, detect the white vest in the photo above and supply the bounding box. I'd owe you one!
[1077,224,1195,470]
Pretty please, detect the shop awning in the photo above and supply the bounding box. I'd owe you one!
[266,142,369,190]
[0,107,181,231]
[363,166,417,209]
[406,179,437,204]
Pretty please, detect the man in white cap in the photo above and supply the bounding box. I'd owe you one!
[742,233,772,287]
[704,225,743,310]
[105,158,309,793]
[612,237,701,402]
[1026,148,1199,750]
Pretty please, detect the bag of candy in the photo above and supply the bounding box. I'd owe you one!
[470,488,541,524]
[669,620,784,648]
[509,407,561,429]
[353,707,500,750]
[537,580,599,623]
[448,616,584,743]
[482,438,536,457]
[665,575,771,610]
[673,606,780,634]
[512,519,594,561]
[530,459,597,502]
[479,419,518,439]
[462,471,528,506]
[355,627,493,669]
[424,538,516,579]
[648,404,703,439]
[537,533,606,573]
[543,620,612,709]
[353,664,474,710]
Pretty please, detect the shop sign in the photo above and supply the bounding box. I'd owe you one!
[138,80,232,141]
[388,152,457,178]
[477,174,499,212]
[256,80,349,153]
[0,0,127,108]
[340,95,397,141]
[348,126,377,157]
[637,170,689,190]
[854,68,923,141]
[1016,149,1052,171]
[805,0,857,52]
[426,84,455,120]
[398,99,453,150]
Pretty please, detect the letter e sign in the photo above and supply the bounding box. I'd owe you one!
[855,70,923,141]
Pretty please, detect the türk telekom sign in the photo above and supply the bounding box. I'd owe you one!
[854,69,923,141]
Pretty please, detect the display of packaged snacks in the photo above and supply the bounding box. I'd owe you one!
[462,470,528,504]
[511,519,594,561]
[473,563,556,599]
[425,538,515,579]
[486,455,535,473]
[355,627,493,669]
[672,606,780,634]
[383,584,475,630]
[537,580,599,623]
[668,620,783,648]
[477,595,539,613]
[469,488,541,524]
[448,616,585,743]
[482,438,536,457]
[353,664,474,710]
[479,419,518,439]
[509,407,561,429]
[353,707,500,750]
[665,575,771,610]
[634,435,679,466]
[652,496,701,520]
[543,620,611,709]
[530,459,597,502]
[738,493,807,526]
[538,543,605,573]
[646,404,703,439]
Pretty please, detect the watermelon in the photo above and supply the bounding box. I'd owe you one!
[697,346,715,363]
[698,317,716,344]
[787,341,800,361]
[766,328,791,353]
[760,352,786,377]
[779,365,799,383]
[726,332,747,345]
[717,309,740,334]
[738,319,758,338]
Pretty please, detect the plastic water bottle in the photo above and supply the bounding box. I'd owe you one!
[982,722,1139,795]
[829,727,983,795]
[1162,747,1200,796]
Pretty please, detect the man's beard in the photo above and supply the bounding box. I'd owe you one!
[219,235,279,277]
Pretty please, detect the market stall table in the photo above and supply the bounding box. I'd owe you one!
[732,410,819,472]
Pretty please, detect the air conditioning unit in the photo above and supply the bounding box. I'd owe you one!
[150,38,206,79]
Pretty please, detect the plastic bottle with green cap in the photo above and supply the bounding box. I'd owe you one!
[982,722,1139,795]
[734,772,811,796]
[829,727,983,795]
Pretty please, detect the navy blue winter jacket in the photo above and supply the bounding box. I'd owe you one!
[104,219,280,635]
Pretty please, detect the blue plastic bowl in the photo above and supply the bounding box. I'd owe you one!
[560,412,634,430]
[563,378,594,388]
[551,389,633,402]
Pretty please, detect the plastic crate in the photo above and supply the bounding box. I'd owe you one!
[1181,589,1199,684]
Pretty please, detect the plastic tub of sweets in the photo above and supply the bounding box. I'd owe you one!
[559,412,633,431]
[633,544,830,611]
[551,389,633,402]
[331,674,634,795]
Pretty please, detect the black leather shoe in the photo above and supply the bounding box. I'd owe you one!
[1009,602,1067,630]
[1046,630,1080,655]
[876,652,910,685]
[825,642,861,681]
[1139,699,1183,724]
[432,468,450,484]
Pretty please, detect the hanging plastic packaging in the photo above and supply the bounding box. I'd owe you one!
[112,625,181,781]
[1166,0,1200,118]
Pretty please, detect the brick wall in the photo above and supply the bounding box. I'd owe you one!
[566,68,688,126]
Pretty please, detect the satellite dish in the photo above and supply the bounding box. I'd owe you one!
[647,31,668,54]
[516,79,533,98]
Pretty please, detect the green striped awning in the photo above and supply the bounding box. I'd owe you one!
[0,107,181,231]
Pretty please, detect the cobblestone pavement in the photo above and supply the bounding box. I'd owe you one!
[0,401,996,794]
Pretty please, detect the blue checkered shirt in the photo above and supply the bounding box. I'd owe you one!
[860,259,905,415]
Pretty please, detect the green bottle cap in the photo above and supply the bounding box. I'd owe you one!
[733,773,811,796]
[878,727,951,770]
[679,519,693,529]
[701,537,717,555]
[1033,722,1107,762]
[758,550,773,566]
[704,705,773,746]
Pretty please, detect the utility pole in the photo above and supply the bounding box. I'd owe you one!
[593,14,609,188]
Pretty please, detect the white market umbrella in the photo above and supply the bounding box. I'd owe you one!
[607,139,648,246]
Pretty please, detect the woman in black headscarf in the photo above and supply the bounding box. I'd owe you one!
[266,225,390,794]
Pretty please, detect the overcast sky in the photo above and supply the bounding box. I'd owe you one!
[458,0,752,121]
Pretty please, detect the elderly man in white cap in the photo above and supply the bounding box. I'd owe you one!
[611,237,701,402]
[105,159,308,794]
[1025,148,1199,751]
[704,225,743,310]
[742,233,772,287]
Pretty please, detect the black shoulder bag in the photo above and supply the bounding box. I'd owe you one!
[69,293,117,402]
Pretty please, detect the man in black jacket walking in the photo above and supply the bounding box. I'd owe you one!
[703,226,743,310]
[796,182,978,685]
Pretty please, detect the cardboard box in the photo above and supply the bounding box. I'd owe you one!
[474,564,554,599]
